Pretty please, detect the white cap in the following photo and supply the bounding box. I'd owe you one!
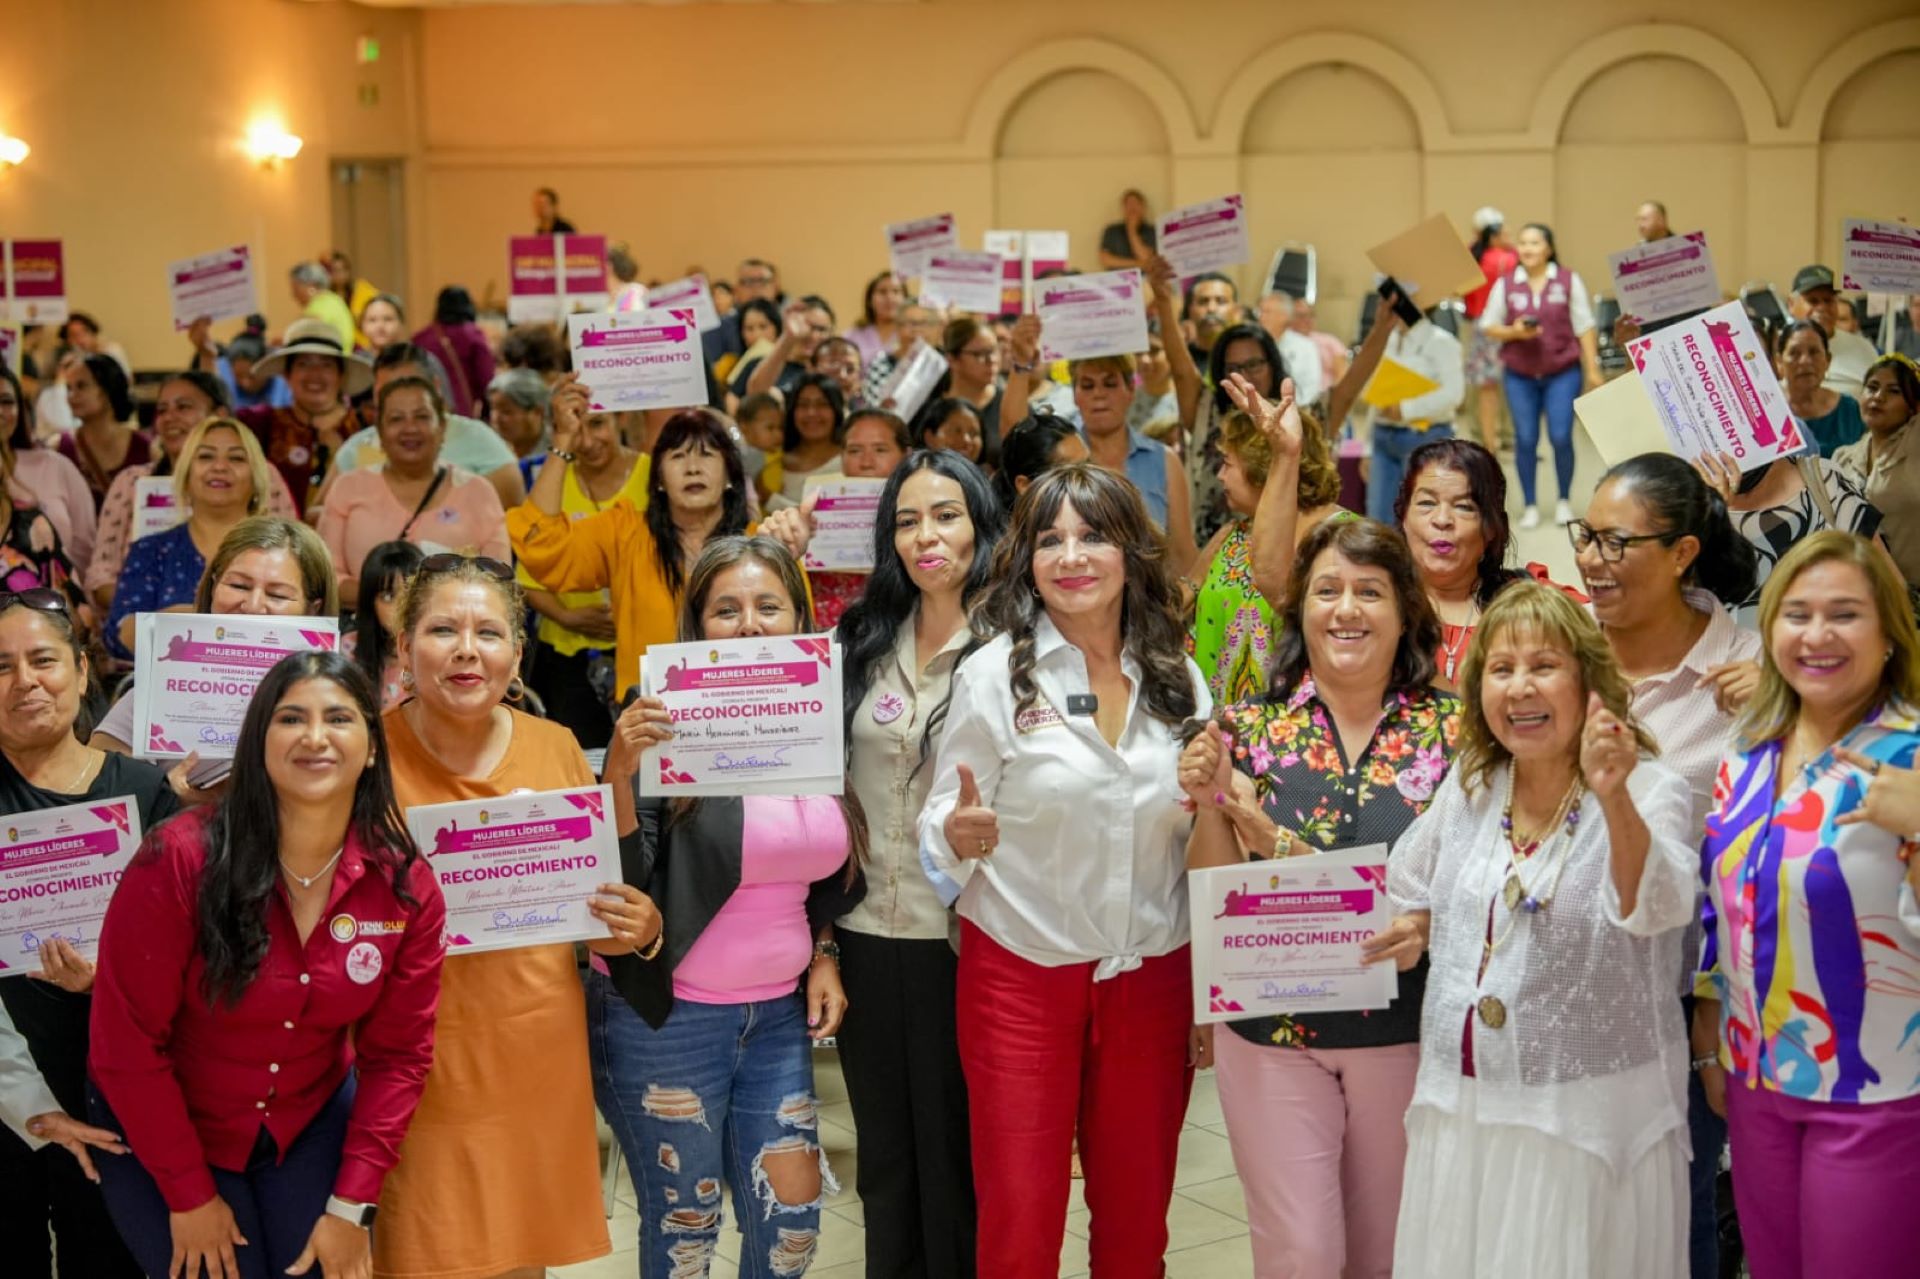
[1471,206,1504,232]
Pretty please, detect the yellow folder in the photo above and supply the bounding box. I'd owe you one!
[1361,357,1442,409]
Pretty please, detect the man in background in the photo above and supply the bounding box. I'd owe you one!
[532,186,576,234]
[1636,199,1672,242]
[289,262,356,352]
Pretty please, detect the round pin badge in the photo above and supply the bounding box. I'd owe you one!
[345,941,383,985]
[872,693,906,725]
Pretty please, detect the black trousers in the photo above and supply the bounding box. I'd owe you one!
[835,929,976,1279]
[528,640,614,749]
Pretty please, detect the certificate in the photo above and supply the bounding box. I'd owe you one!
[919,250,1005,315]
[1188,846,1398,1024]
[800,476,885,573]
[1608,232,1720,324]
[407,786,617,955]
[0,797,143,972]
[885,213,957,280]
[640,635,844,797]
[1035,269,1149,362]
[167,245,257,331]
[1624,300,1807,474]
[644,274,723,332]
[133,613,340,759]
[568,308,707,412]
[1157,193,1250,277]
[1841,218,1920,294]
[874,339,947,421]
[131,474,184,541]
[986,230,1068,316]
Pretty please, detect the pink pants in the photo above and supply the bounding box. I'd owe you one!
[1727,1082,1920,1279]
[1214,1032,1418,1279]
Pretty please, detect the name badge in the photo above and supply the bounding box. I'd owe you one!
[1015,704,1064,734]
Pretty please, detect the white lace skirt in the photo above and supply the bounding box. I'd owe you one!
[1393,1079,1687,1279]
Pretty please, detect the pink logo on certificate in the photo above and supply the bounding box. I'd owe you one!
[344,941,382,984]
[872,693,905,724]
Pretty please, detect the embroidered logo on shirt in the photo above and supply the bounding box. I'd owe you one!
[329,914,357,943]
[1015,704,1064,734]
[356,919,407,936]
[872,693,906,725]
[344,941,383,985]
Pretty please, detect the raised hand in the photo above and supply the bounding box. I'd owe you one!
[1223,374,1302,460]
[1579,692,1637,799]
[943,764,999,859]
[549,372,590,453]
[1689,450,1741,505]
[759,490,818,560]
[1009,315,1042,369]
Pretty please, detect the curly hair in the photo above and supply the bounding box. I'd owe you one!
[1452,580,1656,796]
[1218,407,1339,507]
[970,463,1196,726]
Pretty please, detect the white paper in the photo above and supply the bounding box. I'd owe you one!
[919,250,1005,315]
[800,476,886,573]
[643,274,722,333]
[1840,218,1920,295]
[167,245,257,331]
[131,475,184,541]
[1188,845,1397,1024]
[885,213,957,280]
[1157,193,1251,277]
[1035,269,1149,362]
[568,308,707,412]
[874,339,947,422]
[1623,300,1809,474]
[406,786,617,955]
[640,635,845,797]
[0,796,143,972]
[1607,231,1721,324]
[133,613,341,759]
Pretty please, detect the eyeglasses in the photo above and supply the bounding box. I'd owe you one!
[1224,357,1270,377]
[0,588,71,617]
[1566,521,1675,563]
[738,274,774,287]
[418,553,514,582]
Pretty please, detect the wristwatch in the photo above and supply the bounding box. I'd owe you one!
[812,940,842,965]
[325,1195,378,1228]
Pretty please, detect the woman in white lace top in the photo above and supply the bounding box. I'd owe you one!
[1380,580,1701,1278]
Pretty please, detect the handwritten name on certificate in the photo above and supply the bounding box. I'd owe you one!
[641,635,845,798]
[407,786,617,956]
[1036,269,1149,362]
[1188,846,1397,1024]
[569,308,707,412]
[0,797,143,971]
[801,476,886,573]
[133,614,339,760]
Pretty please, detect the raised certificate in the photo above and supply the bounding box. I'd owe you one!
[800,476,885,573]
[1608,231,1720,325]
[167,245,257,330]
[0,797,143,972]
[920,250,1006,315]
[640,635,844,798]
[1188,846,1397,1023]
[132,613,340,759]
[1157,193,1250,277]
[1624,299,1807,475]
[885,213,957,280]
[1035,269,1149,362]
[406,785,617,956]
[568,308,707,412]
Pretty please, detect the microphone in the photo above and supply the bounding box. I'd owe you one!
[1066,694,1099,717]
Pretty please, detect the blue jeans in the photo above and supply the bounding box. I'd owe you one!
[1687,1069,1728,1279]
[89,1076,354,1279]
[1503,364,1583,505]
[1368,422,1453,525]
[586,969,834,1278]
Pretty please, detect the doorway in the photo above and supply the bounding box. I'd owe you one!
[330,158,408,304]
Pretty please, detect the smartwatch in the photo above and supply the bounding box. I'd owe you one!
[325,1195,378,1228]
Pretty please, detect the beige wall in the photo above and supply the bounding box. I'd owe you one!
[2,1,1918,367]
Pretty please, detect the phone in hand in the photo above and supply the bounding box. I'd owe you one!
[1520,314,1542,330]
[1376,277,1423,328]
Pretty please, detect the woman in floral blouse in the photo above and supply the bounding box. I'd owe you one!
[1180,516,1458,1279]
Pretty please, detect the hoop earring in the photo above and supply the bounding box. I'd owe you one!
[399,670,415,691]
[507,677,526,703]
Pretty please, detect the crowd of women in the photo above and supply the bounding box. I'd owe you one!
[1,234,1919,1279]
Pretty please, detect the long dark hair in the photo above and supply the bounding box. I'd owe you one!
[197,652,420,1004]
[80,353,135,422]
[993,412,1080,511]
[1,365,35,449]
[353,541,426,689]
[433,285,477,327]
[1521,222,1560,265]
[1597,454,1759,608]
[972,463,1196,726]
[646,411,749,596]
[1267,517,1441,699]
[837,452,1005,771]
[1207,323,1285,412]
[781,372,846,454]
[1393,438,1524,606]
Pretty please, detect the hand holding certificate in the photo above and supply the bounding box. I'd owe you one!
[0,797,143,972]
[800,476,886,573]
[640,635,845,797]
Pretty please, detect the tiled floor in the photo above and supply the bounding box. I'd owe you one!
[551,1049,1254,1279]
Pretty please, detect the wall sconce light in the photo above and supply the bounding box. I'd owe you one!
[245,122,303,169]
[0,134,29,169]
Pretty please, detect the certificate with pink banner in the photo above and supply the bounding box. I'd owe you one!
[1607,231,1720,324]
[406,786,617,956]
[132,613,340,759]
[885,213,957,279]
[1841,218,1920,294]
[1036,269,1148,361]
[507,234,609,322]
[919,250,1005,314]
[1,240,67,325]
[167,245,257,330]
[1188,846,1397,1024]
[640,635,844,798]
[131,475,183,541]
[800,476,885,572]
[1624,300,1806,475]
[645,274,723,332]
[1157,193,1250,276]
[568,308,707,412]
[0,797,143,973]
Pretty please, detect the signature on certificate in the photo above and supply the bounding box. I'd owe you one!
[712,746,793,772]
[492,906,568,930]
[20,926,88,954]
[1258,979,1336,1000]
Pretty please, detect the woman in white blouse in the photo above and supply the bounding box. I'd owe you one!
[919,463,1210,1279]
[823,449,1005,1279]
[1378,580,1699,1278]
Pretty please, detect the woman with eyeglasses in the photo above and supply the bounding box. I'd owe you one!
[939,316,1005,464]
[0,589,183,1277]
[370,552,620,1277]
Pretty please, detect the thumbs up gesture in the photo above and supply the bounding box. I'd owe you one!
[943,764,1000,860]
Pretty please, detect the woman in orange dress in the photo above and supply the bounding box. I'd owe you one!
[372,552,613,1279]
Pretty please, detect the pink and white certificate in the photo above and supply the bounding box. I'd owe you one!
[645,274,723,332]
[919,250,1005,315]
[568,308,707,412]
[885,213,957,280]
[1036,269,1149,362]
[1607,231,1720,324]
[640,635,844,798]
[0,797,143,972]
[800,476,886,573]
[1841,218,1920,294]
[132,613,340,759]
[167,245,257,330]
[1188,847,1397,1023]
[1624,300,1806,475]
[1157,194,1250,277]
[407,786,617,955]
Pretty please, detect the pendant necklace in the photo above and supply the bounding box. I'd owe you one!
[281,846,344,890]
[1439,601,1479,682]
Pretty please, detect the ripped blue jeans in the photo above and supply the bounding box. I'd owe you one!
[587,969,835,1278]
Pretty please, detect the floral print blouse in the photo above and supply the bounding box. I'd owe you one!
[1221,675,1461,1050]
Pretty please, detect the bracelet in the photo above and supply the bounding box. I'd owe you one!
[633,929,664,961]
[551,449,577,463]
[1271,826,1295,859]
[1011,360,1037,374]
[1690,1054,1719,1072]
[812,940,841,965]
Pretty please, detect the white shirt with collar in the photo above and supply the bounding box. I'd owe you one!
[918,614,1211,981]
[1382,320,1466,425]
[1823,328,1879,399]
[1479,262,1596,336]
[1275,328,1325,406]
[0,999,60,1148]
[838,612,973,942]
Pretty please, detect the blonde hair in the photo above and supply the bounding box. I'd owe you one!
[1215,407,1340,507]
[1737,530,1920,749]
[195,516,340,615]
[1453,580,1656,795]
[1068,354,1137,383]
[173,416,271,517]
[398,556,527,651]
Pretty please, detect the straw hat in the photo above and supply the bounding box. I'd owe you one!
[254,318,373,396]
